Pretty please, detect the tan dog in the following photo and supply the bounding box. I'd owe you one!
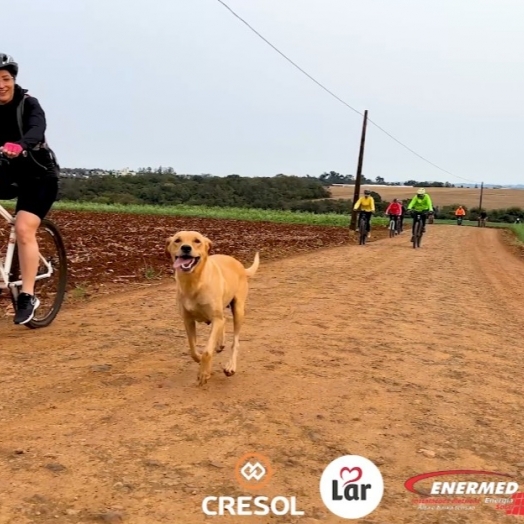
[165,230,259,386]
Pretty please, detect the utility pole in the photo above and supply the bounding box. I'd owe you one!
[477,181,484,226]
[350,109,369,230]
[478,181,484,211]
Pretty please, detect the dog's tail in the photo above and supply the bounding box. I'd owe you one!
[245,252,260,277]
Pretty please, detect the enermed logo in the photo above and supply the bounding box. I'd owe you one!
[202,452,305,517]
[405,469,524,515]
[320,455,384,519]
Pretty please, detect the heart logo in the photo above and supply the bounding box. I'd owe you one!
[340,466,363,486]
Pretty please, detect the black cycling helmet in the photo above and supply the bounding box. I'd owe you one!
[0,53,18,78]
[364,189,371,195]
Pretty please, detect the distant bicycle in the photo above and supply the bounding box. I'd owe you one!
[411,211,428,249]
[457,216,463,226]
[387,214,400,238]
[358,212,368,245]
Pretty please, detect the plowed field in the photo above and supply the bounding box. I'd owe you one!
[1,210,388,295]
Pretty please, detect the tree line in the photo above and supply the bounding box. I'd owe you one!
[317,171,459,187]
[61,167,461,188]
[57,172,330,210]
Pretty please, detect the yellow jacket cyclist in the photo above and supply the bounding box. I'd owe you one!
[407,188,433,241]
[353,189,375,238]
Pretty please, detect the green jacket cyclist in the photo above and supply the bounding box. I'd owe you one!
[407,188,433,241]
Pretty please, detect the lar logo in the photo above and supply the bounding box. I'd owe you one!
[319,455,384,519]
[202,452,304,517]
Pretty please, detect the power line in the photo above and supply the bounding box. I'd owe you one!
[215,0,478,185]
[367,118,462,180]
[216,0,362,117]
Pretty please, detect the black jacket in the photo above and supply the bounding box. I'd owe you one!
[0,85,59,178]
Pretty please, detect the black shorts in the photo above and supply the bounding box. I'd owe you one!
[0,176,58,220]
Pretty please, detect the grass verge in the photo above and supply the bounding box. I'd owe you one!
[510,224,524,242]
[0,200,390,227]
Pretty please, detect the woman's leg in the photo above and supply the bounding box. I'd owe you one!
[15,210,41,295]
[13,177,58,324]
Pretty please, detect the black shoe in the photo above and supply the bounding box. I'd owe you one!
[14,292,40,325]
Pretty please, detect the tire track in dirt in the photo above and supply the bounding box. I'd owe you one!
[0,225,523,523]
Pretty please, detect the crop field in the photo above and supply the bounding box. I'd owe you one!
[1,204,524,523]
[328,184,524,209]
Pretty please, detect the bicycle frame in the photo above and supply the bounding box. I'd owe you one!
[388,215,400,227]
[0,203,53,292]
[412,212,427,230]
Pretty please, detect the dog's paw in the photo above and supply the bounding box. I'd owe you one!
[223,362,236,377]
[197,370,211,386]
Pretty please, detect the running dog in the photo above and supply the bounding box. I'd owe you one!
[165,230,259,386]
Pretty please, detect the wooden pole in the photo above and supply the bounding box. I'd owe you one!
[478,181,484,226]
[478,181,484,211]
[350,110,369,230]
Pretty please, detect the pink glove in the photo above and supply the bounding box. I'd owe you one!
[1,142,23,157]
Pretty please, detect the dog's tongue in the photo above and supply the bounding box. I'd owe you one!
[174,258,189,269]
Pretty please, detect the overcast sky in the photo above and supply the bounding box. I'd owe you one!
[4,0,524,184]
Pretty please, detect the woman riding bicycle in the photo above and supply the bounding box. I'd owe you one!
[353,189,375,239]
[0,53,60,325]
[385,198,402,232]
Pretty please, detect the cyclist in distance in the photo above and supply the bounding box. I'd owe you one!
[353,189,375,239]
[0,53,60,325]
[455,205,466,224]
[479,210,487,225]
[407,188,433,242]
[385,198,402,233]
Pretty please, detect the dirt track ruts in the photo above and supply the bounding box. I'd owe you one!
[1,225,523,524]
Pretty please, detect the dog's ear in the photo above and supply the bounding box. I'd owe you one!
[165,236,174,258]
[203,236,212,254]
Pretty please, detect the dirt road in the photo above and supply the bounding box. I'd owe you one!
[1,225,524,523]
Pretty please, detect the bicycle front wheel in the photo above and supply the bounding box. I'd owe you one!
[359,218,367,245]
[412,220,422,249]
[389,220,395,238]
[9,218,68,329]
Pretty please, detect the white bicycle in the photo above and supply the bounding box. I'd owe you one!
[0,158,67,328]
